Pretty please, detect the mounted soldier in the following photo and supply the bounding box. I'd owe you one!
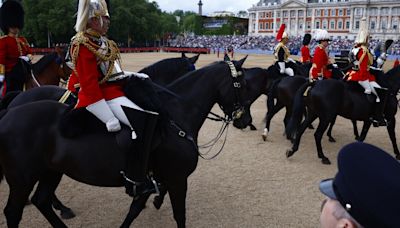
[69,0,159,197]
[300,33,312,64]
[346,17,387,127]
[309,29,334,82]
[274,24,294,76]
[0,0,33,96]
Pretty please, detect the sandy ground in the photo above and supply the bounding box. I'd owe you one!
[0,52,398,228]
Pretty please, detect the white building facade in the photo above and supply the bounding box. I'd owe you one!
[248,0,400,40]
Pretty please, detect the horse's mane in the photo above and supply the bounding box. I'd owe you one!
[32,52,58,75]
[139,57,186,75]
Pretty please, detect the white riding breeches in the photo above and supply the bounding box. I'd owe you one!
[107,96,144,129]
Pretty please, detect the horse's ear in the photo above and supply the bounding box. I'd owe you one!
[181,52,187,58]
[190,54,200,64]
[236,55,248,68]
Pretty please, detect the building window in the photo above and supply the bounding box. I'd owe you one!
[316,9,321,17]
[266,22,269,29]
[345,21,350,29]
[382,18,388,29]
[355,8,362,16]
[371,21,376,30]
[259,23,263,30]
[283,11,288,17]
[307,21,311,29]
[331,9,336,16]
[271,22,274,29]
[307,9,312,17]
[346,8,350,16]
[277,11,281,17]
[330,20,335,29]
[338,21,343,29]
[369,8,378,16]
[392,7,400,16]
[290,10,296,17]
[271,11,274,17]
[299,20,304,29]
[298,10,304,17]
[339,9,343,16]
[355,21,360,29]
[253,24,256,31]
[315,21,320,29]
[324,9,329,16]
[381,8,389,16]
[322,19,328,29]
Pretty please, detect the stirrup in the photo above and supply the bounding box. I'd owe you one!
[120,171,160,198]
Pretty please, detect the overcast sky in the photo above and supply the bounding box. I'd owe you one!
[153,0,260,15]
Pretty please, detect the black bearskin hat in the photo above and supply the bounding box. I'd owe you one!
[0,0,25,34]
[302,33,311,45]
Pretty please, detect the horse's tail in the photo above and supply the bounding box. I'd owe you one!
[285,82,310,139]
[0,91,21,111]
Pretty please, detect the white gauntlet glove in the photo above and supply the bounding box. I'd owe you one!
[19,56,31,62]
[0,74,4,83]
[287,58,296,63]
[332,63,338,68]
[278,62,285,74]
[132,72,149,79]
[86,99,121,132]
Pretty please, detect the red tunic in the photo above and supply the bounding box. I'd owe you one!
[394,58,399,68]
[0,35,32,74]
[300,45,311,63]
[71,40,124,108]
[347,46,375,82]
[310,45,332,79]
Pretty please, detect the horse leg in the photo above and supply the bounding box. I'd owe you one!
[286,114,317,158]
[351,120,360,140]
[168,180,188,228]
[4,183,36,228]
[262,101,284,141]
[385,116,400,159]
[52,194,76,219]
[153,186,168,210]
[357,121,371,142]
[314,117,332,165]
[30,172,67,228]
[326,116,337,143]
[120,193,151,228]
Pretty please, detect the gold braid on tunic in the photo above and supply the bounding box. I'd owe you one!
[70,31,121,84]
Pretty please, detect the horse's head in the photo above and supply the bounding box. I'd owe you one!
[139,53,199,86]
[215,56,252,129]
[55,48,72,82]
[383,65,400,93]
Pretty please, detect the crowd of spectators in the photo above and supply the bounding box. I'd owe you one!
[170,35,400,55]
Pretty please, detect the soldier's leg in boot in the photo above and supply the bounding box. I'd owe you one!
[108,96,159,196]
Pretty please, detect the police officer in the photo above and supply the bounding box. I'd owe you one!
[309,29,334,81]
[70,0,158,197]
[319,142,400,228]
[0,0,33,96]
[274,24,294,76]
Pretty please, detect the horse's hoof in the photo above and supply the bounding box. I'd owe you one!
[61,209,76,219]
[153,197,163,210]
[286,149,295,158]
[328,137,336,143]
[321,157,331,165]
[262,134,267,141]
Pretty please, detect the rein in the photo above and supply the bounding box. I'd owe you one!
[161,61,245,160]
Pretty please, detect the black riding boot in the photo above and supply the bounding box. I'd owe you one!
[370,87,388,127]
[121,107,159,198]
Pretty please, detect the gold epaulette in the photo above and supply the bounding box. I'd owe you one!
[0,64,5,74]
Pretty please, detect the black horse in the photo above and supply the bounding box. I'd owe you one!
[0,53,200,220]
[262,65,346,141]
[140,53,199,86]
[285,65,400,164]
[0,59,251,228]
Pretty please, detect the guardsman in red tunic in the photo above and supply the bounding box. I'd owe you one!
[300,33,312,63]
[347,17,386,127]
[0,0,33,96]
[394,58,399,68]
[71,0,159,197]
[309,29,333,81]
[274,24,294,76]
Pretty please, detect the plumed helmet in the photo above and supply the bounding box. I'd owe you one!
[75,0,110,33]
[276,24,288,42]
[302,33,311,45]
[355,17,368,44]
[314,29,330,42]
[0,0,25,34]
